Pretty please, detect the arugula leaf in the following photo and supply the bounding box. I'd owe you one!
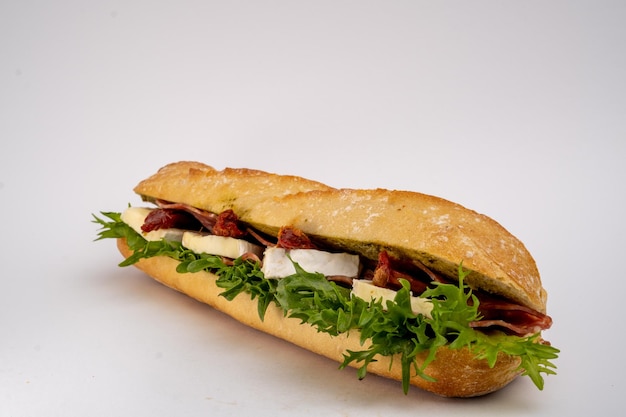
[274,262,353,335]
[214,258,277,321]
[471,332,559,390]
[94,212,559,393]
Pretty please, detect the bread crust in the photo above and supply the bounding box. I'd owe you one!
[117,238,522,397]
[134,161,546,313]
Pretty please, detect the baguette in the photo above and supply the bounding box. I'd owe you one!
[96,161,557,398]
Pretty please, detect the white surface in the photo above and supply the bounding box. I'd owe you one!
[1,1,624,415]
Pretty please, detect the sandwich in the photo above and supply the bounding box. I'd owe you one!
[93,161,558,397]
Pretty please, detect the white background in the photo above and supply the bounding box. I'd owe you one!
[1,1,624,415]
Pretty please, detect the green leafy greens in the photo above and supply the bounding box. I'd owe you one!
[94,211,559,393]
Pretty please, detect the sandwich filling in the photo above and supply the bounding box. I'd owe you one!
[94,203,559,393]
[124,203,552,337]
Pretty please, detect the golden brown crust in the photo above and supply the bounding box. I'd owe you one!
[134,161,546,312]
[117,238,522,397]
[133,161,333,216]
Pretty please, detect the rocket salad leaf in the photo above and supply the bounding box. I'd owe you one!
[93,212,559,393]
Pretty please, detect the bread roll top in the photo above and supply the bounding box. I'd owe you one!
[134,161,547,313]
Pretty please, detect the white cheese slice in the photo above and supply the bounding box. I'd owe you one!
[261,247,360,279]
[121,207,185,242]
[182,231,263,259]
[351,279,433,318]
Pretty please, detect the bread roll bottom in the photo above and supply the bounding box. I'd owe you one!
[117,238,521,397]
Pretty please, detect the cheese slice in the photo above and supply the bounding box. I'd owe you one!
[121,207,185,242]
[261,247,360,279]
[182,231,264,259]
[351,279,433,317]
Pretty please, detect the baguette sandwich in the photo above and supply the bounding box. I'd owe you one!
[94,161,558,397]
